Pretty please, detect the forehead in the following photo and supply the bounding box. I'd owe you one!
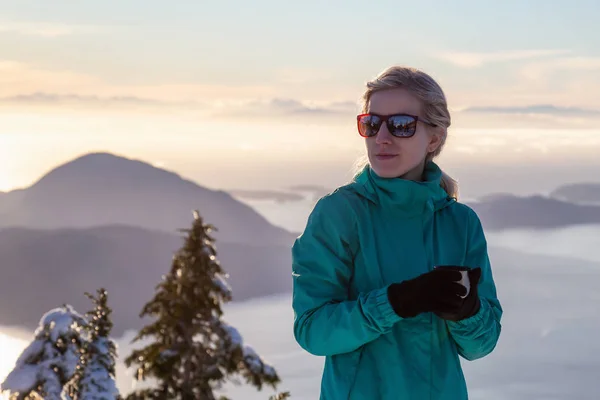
[367,88,422,116]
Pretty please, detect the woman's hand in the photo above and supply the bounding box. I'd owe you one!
[387,269,468,318]
[435,267,482,322]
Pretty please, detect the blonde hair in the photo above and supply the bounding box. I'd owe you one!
[354,66,459,199]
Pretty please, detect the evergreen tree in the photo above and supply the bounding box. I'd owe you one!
[1,305,87,400]
[269,391,291,400]
[124,210,281,399]
[64,288,120,400]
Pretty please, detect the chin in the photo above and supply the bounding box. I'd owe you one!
[370,162,408,179]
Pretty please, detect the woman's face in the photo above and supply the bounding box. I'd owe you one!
[365,88,442,180]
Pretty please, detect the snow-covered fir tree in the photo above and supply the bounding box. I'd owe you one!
[1,305,87,400]
[124,210,282,400]
[64,288,120,400]
[269,393,291,400]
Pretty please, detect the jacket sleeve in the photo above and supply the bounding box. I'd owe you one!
[447,208,503,361]
[292,193,402,357]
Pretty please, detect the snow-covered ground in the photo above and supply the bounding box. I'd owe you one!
[3,225,600,399]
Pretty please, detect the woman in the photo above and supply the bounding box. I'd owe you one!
[291,66,502,399]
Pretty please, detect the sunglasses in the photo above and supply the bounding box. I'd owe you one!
[357,113,437,138]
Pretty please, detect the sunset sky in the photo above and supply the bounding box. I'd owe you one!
[2,0,600,196]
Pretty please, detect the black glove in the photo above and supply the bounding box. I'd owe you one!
[387,269,468,319]
[434,267,482,322]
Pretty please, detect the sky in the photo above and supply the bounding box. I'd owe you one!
[1,0,600,196]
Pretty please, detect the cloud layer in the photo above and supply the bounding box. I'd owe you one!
[462,104,600,117]
[0,21,100,37]
[433,49,569,68]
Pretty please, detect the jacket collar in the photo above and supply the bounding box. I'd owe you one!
[352,161,455,215]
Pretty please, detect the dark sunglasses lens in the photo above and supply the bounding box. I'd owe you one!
[387,115,417,137]
[358,115,381,137]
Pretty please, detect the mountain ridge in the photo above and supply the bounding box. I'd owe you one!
[0,152,296,246]
[550,182,600,205]
[466,193,600,230]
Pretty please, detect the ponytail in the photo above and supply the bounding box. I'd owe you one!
[440,170,459,200]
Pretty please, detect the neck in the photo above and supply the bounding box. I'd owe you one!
[398,158,427,181]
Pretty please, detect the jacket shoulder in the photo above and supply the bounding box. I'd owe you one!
[301,183,363,238]
[313,183,365,216]
[446,200,480,220]
[446,201,486,239]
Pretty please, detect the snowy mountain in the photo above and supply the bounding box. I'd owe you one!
[0,225,292,336]
[550,183,600,205]
[467,194,600,230]
[0,152,295,246]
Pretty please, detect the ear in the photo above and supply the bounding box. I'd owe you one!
[427,128,444,153]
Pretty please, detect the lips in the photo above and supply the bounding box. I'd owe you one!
[375,153,398,160]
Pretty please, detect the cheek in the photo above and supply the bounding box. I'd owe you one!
[413,134,431,150]
[365,138,376,151]
[399,136,429,158]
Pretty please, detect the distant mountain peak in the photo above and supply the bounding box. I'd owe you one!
[0,151,295,246]
[73,151,125,160]
[61,151,164,171]
[31,151,194,190]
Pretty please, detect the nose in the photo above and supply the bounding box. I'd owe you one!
[375,123,393,145]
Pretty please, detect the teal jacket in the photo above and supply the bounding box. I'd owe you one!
[291,161,502,400]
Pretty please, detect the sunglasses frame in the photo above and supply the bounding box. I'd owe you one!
[356,113,437,138]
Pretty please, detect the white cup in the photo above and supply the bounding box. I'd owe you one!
[456,270,470,299]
